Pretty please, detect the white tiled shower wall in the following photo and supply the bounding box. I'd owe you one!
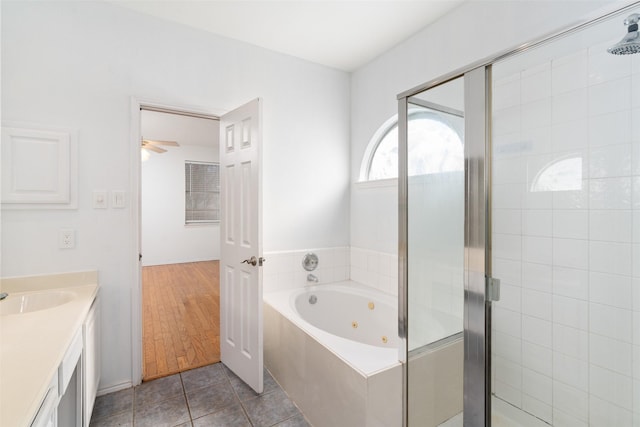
[491,41,640,425]
[350,247,398,296]
[262,247,350,292]
[262,247,397,296]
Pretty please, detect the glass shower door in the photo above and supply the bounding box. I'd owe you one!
[490,7,638,425]
[404,74,466,427]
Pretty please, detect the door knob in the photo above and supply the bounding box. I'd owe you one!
[242,256,258,266]
[241,256,266,267]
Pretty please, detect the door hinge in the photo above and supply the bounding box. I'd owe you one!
[139,253,142,262]
[486,276,500,302]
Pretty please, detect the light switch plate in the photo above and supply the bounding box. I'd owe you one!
[112,191,126,208]
[92,190,107,209]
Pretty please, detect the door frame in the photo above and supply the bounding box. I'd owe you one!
[129,97,227,385]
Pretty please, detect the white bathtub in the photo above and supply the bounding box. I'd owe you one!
[264,281,402,427]
[265,281,399,375]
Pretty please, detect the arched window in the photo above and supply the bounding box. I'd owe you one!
[360,110,464,181]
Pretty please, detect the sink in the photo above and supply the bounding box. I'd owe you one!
[0,291,75,315]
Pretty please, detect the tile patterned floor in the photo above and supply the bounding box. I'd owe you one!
[90,362,311,427]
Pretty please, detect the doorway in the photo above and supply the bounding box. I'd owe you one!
[140,108,221,381]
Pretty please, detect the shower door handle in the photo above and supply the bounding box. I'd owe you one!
[486,276,501,302]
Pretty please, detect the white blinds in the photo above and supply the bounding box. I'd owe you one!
[185,161,220,223]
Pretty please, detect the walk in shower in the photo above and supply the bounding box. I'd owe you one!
[490,7,639,426]
[401,4,638,426]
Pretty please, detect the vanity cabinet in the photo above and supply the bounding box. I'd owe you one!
[82,296,100,426]
[31,373,59,427]
[57,329,83,427]
[28,294,100,427]
[0,272,99,427]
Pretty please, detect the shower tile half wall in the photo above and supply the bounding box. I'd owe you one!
[262,247,350,292]
[262,247,398,296]
[491,39,640,426]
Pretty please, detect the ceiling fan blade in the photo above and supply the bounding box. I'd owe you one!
[144,145,167,153]
[142,139,179,147]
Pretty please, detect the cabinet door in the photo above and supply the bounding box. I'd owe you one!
[31,374,58,427]
[82,297,100,427]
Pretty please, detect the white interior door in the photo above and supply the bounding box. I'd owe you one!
[219,98,263,393]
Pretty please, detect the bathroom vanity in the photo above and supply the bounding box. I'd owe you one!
[0,271,100,427]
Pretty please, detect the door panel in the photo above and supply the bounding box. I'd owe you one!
[220,98,263,393]
[241,161,252,246]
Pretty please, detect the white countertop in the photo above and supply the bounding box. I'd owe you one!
[0,271,99,427]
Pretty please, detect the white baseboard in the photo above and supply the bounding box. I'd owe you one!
[97,380,133,396]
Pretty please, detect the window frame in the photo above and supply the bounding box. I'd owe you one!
[359,106,464,183]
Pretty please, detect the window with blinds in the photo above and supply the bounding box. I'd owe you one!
[185,161,220,223]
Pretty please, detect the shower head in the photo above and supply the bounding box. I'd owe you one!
[608,13,640,55]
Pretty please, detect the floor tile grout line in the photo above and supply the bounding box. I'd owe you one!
[92,363,311,427]
[185,365,253,425]
[89,391,135,424]
[179,372,195,425]
[227,372,256,426]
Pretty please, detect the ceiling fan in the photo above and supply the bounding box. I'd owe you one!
[141,138,180,154]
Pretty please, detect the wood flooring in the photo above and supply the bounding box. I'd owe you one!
[142,260,220,381]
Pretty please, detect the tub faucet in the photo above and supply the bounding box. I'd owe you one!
[0,292,8,301]
[307,274,318,283]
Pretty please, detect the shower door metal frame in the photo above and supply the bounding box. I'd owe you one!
[462,66,492,427]
[397,65,491,427]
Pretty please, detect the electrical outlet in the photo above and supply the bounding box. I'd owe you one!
[59,229,75,249]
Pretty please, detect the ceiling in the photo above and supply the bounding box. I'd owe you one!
[142,110,219,148]
[109,0,464,71]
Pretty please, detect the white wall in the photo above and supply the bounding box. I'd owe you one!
[350,0,625,254]
[1,0,350,391]
[141,110,220,266]
[142,145,220,266]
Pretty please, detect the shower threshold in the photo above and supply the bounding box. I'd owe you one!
[438,396,551,427]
